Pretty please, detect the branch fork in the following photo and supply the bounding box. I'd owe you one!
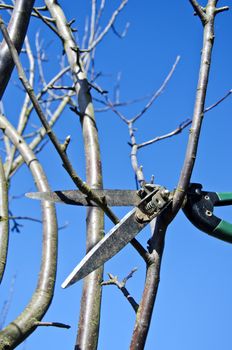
[190,0,229,25]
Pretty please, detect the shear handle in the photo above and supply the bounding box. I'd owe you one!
[182,183,232,243]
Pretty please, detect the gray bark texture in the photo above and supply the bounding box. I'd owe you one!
[0,0,35,98]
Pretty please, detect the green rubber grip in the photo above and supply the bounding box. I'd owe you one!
[217,192,232,204]
[213,220,232,243]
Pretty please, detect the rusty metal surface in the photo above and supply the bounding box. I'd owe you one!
[26,189,140,207]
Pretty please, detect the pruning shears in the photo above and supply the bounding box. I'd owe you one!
[27,184,172,287]
[26,182,232,288]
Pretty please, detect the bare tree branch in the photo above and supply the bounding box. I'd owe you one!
[44,3,110,349]
[102,269,139,312]
[35,321,71,329]
[83,0,128,52]
[0,156,8,283]
[95,0,106,30]
[130,56,180,123]
[130,216,167,349]
[0,275,16,330]
[130,2,229,347]
[112,22,130,38]
[5,35,35,179]
[107,55,180,126]
[132,87,232,150]
[215,6,229,14]
[204,89,232,112]
[33,7,62,39]
[10,93,71,177]
[0,15,119,224]
[173,0,222,213]
[0,2,229,349]
[0,4,55,22]
[0,0,35,98]
[0,115,58,349]
[189,0,207,24]
[43,3,150,348]
[137,119,192,149]
[128,122,145,186]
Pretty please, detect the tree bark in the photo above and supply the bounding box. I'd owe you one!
[0,0,35,98]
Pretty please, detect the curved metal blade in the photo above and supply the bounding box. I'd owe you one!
[26,189,139,207]
[62,208,147,288]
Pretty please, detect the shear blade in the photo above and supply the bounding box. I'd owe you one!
[62,208,147,288]
[26,189,139,207]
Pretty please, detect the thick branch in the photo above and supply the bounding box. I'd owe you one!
[44,2,104,349]
[44,3,147,348]
[173,0,221,213]
[0,115,57,349]
[130,216,167,349]
[0,0,35,98]
[131,2,228,347]
[189,0,207,24]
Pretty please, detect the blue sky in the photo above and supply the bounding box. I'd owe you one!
[1,1,232,349]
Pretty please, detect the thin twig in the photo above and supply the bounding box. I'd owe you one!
[0,275,16,329]
[89,0,96,47]
[0,4,54,22]
[215,6,229,14]
[106,56,180,126]
[137,119,192,149]
[84,0,129,52]
[5,36,35,179]
[8,214,68,231]
[4,64,71,177]
[33,7,62,39]
[35,321,70,329]
[9,215,43,224]
[0,156,8,283]
[112,22,130,38]
[137,88,232,149]
[130,56,180,123]
[90,93,156,112]
[204,89,232,112]
[128,122,145,186]
[95,0,106,29]
[10,94,71,177]
[102,269,139,312]
[48,85,74,91]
